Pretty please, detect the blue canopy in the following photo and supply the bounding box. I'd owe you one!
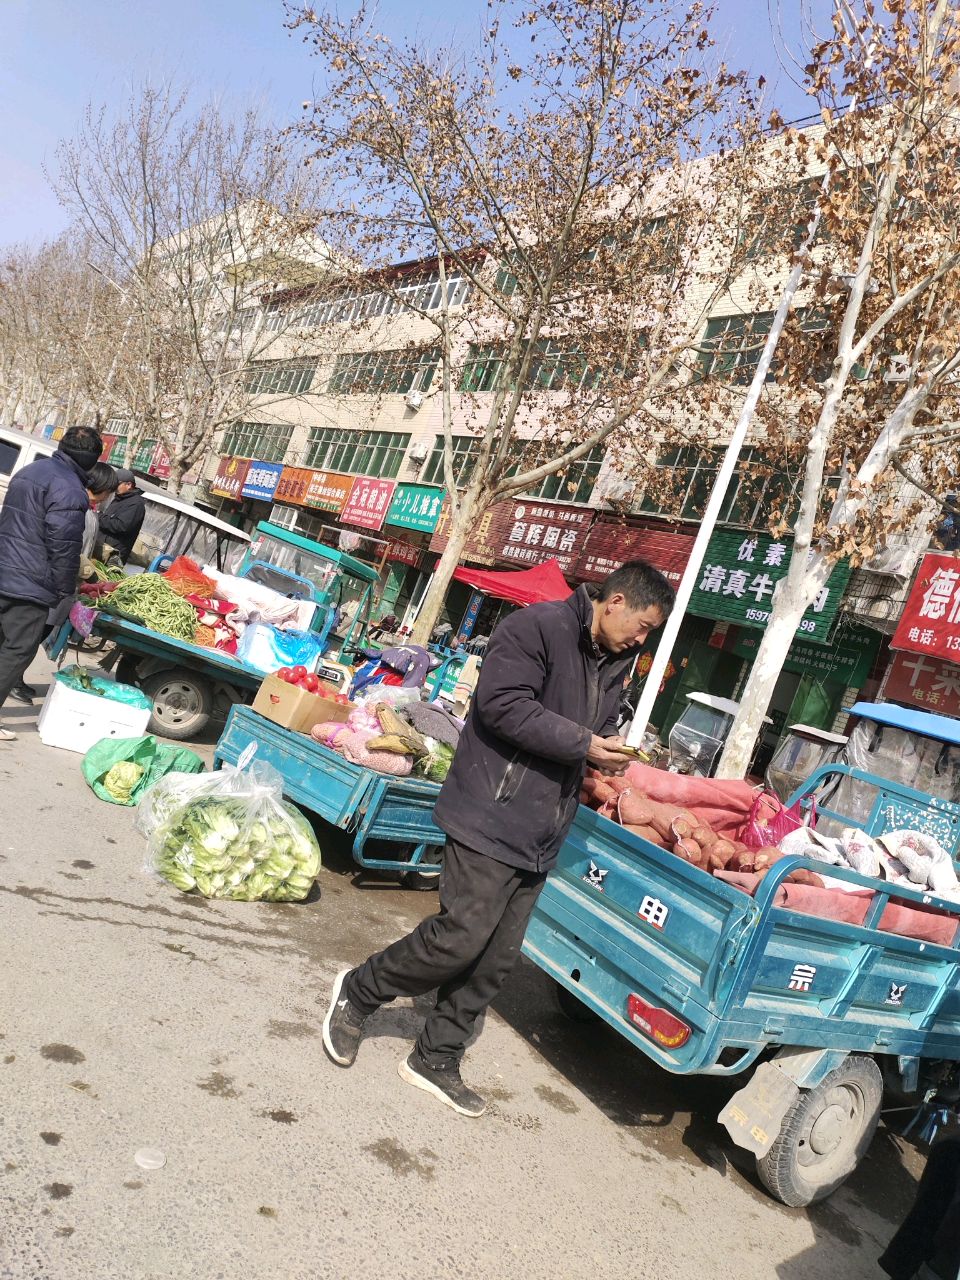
[850,701,960,747]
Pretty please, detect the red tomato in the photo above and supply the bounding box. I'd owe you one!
[302,673,320,693]
[291,665,308,682]
[334,693,349,705]
[276,667,293,683]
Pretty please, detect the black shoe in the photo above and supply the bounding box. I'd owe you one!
[9,683,34,705]
[321,968,367,1067]
[398,1050,487,1117]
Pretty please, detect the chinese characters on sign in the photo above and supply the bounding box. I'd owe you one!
[576,521,695,585]
[386,538,423,569]
[429,500,513,566]
[341,476,397,531]
[387,483,446,533]
[497,500,594,574]
[210,456,250,501]
[891,553,960,663]
[273,466,314,505]
[241,460,284,502]
[884,650,960,717]
[304,469,354,514]
[688,529,851,644]
[149,443,172,480]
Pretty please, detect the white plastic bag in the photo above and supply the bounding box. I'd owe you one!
[138,748,320,901]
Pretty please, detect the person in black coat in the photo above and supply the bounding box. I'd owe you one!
[96,467,146,565]
[321,560,675,1116]
[0,425,102,740]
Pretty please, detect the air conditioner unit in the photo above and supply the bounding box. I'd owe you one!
[407,440,429,464]
[404,389,424,411]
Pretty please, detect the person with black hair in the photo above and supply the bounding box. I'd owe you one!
[0,425,102,739]
[322,559,674,1115]
[96,467,145,565]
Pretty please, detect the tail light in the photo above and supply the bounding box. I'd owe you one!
[626,993,691,1049]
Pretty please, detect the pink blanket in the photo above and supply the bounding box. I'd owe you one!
[715,872,958,947]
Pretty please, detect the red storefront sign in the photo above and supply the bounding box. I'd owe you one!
[150,443,172,479]
[884,650,960,717]
[577,520,695,585]
[274,466,313,505]
[892,553,960,662]
[341,476,397,531]
[494,499,594,575]
[99,434,118,463]
[429,500,514,567]
[386,538,424,568]
[210,455,250,500]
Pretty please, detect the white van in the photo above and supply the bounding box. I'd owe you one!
[0,424,249,572]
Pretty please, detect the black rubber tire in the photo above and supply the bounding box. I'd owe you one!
[400,847,443,891]
[555,981,600,1024]
[757,1055,883,1207]
[142,668,213,741]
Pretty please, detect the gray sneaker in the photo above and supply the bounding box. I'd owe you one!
[398,1050,487,1117]
[321,968,367,1067]
[0,721,16,742]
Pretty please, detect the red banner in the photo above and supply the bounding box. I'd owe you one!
[210,455,250,501]
[341,476,397,531]
[99,434,118,463]
[884,650,960,717]
[150,443,172,479]
[577,520,695,585]
[891,552,960,662]
[386,537,424,568]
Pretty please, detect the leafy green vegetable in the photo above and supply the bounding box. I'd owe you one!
[153,793,320,902]
[102,761,146,804]
[415,742,455,782]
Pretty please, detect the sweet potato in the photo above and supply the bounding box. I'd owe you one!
[624,824,669,848]
[672,838,702,864]
[612,789,655,828]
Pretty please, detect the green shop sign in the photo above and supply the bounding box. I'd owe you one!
[730,624,880,686]
[688,529,852,644]
[387,483,446,533]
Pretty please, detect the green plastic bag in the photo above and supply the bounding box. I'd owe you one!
[82,735,205,806]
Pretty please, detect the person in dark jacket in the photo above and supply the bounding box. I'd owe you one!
[879,1135,960,1280]
[0,425,102,740]
[322,560,675,1115]
[96,468,145,565]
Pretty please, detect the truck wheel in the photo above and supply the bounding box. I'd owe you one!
[143,668,213,740]
[555,981,600,1024]
[757,1055,882,1207]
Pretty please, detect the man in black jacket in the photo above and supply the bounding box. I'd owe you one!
[0,425,102,740]
[96,468,145,565]
[322,560,675,1115]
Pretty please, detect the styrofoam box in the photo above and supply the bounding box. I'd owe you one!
[37,679,152,754]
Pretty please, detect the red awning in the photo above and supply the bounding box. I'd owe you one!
[452,558,573,606]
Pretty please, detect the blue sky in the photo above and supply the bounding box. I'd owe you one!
[0,0,832,246]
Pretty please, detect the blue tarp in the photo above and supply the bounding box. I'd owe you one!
[851,701,960,746]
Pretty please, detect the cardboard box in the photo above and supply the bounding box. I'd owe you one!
[251,674,355,734]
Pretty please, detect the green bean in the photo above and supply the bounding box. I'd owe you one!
[103,574,198,642]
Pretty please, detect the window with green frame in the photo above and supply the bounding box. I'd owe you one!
[244,359,317,397]
[327,348,438,396]
[461,338,602,394]
[696,313,775,384]
[220,421,294,463]
[520,444,605,504]
[304,428,411,478]
[741,177,824,260]
[421,434,481,486]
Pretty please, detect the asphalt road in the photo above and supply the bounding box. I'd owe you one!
[0,656,926,1280]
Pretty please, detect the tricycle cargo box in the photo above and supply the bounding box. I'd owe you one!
[251,673,354,733]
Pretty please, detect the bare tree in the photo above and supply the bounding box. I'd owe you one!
[289,0,776,643]
[51,85,337,491]
[716,0,960,777]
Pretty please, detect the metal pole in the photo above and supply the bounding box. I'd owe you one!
[625,216,824,746]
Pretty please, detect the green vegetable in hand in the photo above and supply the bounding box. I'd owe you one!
[416,742,455,782]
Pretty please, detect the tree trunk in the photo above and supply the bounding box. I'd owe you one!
[410,488,485,646]
[166,460,185,496]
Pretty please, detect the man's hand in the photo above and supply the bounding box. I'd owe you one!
[586,735,631,776]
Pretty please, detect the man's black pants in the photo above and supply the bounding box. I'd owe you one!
[879,1136,960,1280]
[345,839,546,1069]
[0,597,48,710]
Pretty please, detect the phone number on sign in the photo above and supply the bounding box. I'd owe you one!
[745,608,816,632]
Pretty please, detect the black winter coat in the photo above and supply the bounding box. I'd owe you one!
[0,451,90,608]
[433,584,637,872]
[97,487,146,563]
